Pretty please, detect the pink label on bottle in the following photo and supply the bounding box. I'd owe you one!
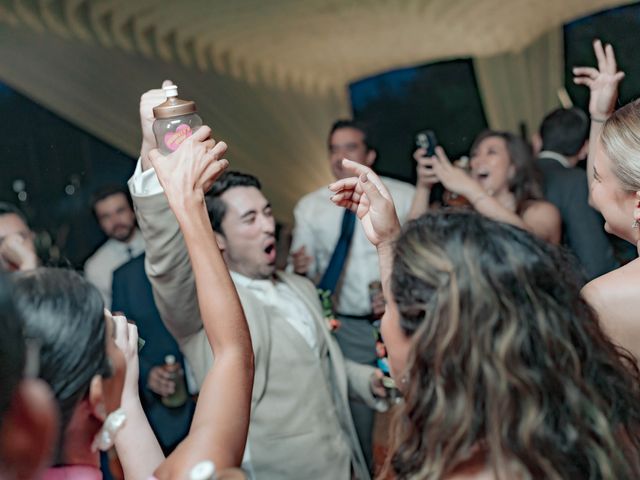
[164,124,193,151]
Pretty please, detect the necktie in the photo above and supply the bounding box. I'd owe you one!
[317,209,356,294]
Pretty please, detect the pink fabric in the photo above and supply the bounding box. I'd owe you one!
[43,466,102,480]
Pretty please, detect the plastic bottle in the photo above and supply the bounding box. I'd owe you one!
[161,354,188,408]
[152,85,203,155]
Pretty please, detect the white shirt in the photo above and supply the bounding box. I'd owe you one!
[539,150,571,168]
[84,228,145,309]
[231,272,320,357]
[128,159,322,354]
[291,176,415,316]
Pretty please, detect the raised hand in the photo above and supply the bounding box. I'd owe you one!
[328,159,400,248]
[413,148,439,190]
[112,313,140,402]
[573,39,625,119]
[148,125,229,212]
[0,233,38,271]
[430,147,484,199]
[140,80,174,169]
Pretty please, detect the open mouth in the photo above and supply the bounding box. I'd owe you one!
[474,171,490,182]
[263,242,277,263]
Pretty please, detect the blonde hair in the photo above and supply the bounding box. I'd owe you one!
[601,99,640,191]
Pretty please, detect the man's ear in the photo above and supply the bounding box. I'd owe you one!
[577,140,589,162]
[0,379,57,480]
[214,232,227,252]
[365,149,377,168]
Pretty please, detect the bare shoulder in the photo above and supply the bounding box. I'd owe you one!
[582,259,640,359]
[582,259,640,310]
[521,200,560,220]
[521,200,561,243]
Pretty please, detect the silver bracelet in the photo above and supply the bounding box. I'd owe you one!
[591,116,608,123]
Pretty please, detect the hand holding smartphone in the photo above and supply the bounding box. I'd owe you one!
[415,130,438,157]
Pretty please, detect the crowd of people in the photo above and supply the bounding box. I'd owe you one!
[1,38,640,480]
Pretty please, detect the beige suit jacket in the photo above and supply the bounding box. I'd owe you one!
[131,185,376,480]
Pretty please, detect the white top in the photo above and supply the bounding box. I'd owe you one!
[231,272,320,357]
[290,176,415,316]
[84,228,145,309]
[539,150,571,168]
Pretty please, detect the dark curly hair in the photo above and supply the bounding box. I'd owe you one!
[385,211,640,479]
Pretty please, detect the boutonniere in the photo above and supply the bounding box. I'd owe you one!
[318,288,341,332]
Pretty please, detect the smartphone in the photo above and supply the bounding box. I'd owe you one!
[415,130,438,157]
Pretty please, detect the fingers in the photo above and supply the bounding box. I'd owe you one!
[341,158,376,178]
[161,79,174,88]
[594,39,607,72]
[573,77,594,88]
[201,159,230,192]
[328,176,359,192]
[209,140,228,159]
[572,66,599,78]
[434,146,452,166]
[192,124,212,142]
[331,190,362,205]
[149,368,176,396]
[413,148,427,162]
[112,314,129,351]
[127,323,138,354]
[605,43,618,74]
[358,173,385,205]
[203,138,216,151]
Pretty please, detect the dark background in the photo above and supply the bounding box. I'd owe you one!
[2,2,640,267]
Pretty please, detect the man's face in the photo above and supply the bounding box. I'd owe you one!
[328,127,376,179]
[0,214,33,249]
[217,186,277,279]
[94,193,136,242]
[0,213,36,271]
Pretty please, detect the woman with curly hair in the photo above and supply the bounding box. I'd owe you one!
[410,130,561,244]
[329,159,640,479]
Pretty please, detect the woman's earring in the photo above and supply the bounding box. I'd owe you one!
[91,408,126,452]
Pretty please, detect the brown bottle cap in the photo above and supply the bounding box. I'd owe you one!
[153,85,197,118]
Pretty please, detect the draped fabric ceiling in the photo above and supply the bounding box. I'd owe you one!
[0,0,632,220]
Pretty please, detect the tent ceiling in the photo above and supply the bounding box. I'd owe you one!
[0,0,632,93]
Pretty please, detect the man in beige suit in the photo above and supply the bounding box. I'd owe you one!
[128,85,384,479]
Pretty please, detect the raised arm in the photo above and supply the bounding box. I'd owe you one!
[328,159,401,303]
[408,147,438,220]
[129,82,204,354]
[573,39,625,190]
[148,128,254,479]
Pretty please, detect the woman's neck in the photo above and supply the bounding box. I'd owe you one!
[59,402,101,468]
[492,189,517,212]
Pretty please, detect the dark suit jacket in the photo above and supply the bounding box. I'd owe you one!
[111,253,194,453]
[537,155,618,281]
